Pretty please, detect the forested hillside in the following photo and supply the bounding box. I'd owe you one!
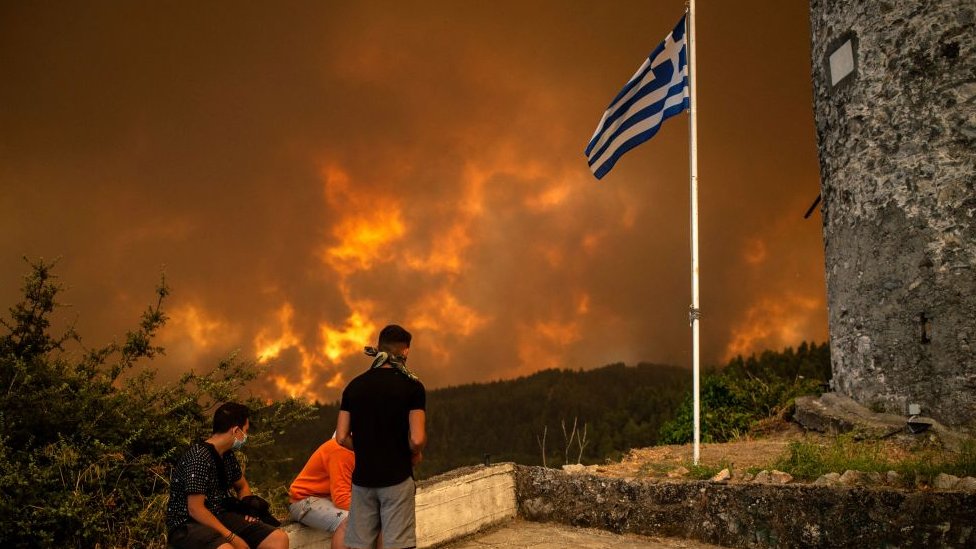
[249,362,690,483]
[250,342,831,485]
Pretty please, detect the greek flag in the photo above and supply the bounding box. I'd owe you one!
[585,15,689,180]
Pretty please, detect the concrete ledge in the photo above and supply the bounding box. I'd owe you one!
[515,465,976,548]
[416,462,517,546]
[284,522,331,549]
[287,463,517,548]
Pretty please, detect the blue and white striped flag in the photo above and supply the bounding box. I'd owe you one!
[585,15,689,180]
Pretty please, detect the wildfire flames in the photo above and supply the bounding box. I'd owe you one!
[2,1,828,403]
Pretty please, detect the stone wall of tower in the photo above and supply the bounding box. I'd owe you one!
[809,0,976,426]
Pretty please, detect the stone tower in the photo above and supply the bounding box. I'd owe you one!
[809,0,976,426]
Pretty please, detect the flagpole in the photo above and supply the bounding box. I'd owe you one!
[687,0,701,466]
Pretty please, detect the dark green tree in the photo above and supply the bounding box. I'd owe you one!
[0,259,311,548]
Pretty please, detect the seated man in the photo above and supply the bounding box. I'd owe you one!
[166,402,289,549]
[288,434,357,549]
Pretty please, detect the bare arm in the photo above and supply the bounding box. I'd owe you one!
[336,410,353,450]
[187,494,245,548]
[408,409,426,453]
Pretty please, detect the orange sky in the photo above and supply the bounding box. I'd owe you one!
[0,1,827,403]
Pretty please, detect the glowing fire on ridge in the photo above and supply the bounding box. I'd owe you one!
[724,293,824,361]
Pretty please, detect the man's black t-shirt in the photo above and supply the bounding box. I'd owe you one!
[340,367,426,488]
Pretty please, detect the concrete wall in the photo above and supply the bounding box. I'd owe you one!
[286,463,517,549]
[809,0,976,425]
[515,465,976,548]
[415,463,516,546]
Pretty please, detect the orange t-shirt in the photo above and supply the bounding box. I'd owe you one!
[288,439,355,510]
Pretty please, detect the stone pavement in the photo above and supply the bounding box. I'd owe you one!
[443,519,730,548]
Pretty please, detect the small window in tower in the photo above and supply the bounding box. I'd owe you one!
[919,313,931,344]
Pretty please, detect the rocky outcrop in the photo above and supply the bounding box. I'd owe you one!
[794,392,970,450]
[794,393,905,437]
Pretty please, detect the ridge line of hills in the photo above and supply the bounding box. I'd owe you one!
[251,361,690,484]
[251,341,830,486]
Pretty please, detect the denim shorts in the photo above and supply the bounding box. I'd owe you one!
[289,495,348,533]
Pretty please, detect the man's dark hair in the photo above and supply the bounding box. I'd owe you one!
[212,402,250,434]
[378,324,411,353]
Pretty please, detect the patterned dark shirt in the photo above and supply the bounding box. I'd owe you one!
[165,442,243,531]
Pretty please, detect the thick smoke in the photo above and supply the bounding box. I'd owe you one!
[0,1,826,402]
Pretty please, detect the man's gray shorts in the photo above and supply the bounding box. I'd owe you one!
[344,478,416,549]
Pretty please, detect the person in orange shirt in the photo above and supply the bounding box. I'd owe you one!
[289,435,356,549]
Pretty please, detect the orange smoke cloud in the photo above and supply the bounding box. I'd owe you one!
[404,161,491,276]
[517,317,583,371]
[2,1,828,406]
[159,303,239,369]
[254,302,357,401]
[743,237,768,265]
[410,289,489,337]
[321,312,376,362]
[167,304,228,349]
[325,214,406,275]
[405,223,471,275]
[576,293,591,315]
[254,304,301,363]
[724,292,825,361]
[406,290,489,369]
[320,164,407,275]
[515,291,591,374]
[525,182,572,212]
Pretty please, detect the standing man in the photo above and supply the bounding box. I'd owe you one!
[288,434,356,549]
[166,402,289,549]
[336,325,426,549]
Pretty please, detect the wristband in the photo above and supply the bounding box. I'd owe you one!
[224,532,235,543]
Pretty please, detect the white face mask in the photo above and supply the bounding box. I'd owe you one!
[232,428,248,450]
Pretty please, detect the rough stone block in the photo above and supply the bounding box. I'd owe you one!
[885,471,901,486]
[794,393,905,438]
[770,470,793,485]
[710,469,731,483]
[839,470,866,486]
[814,473,841,486]
[666,466,689,478]
[934,473,961,491]
[956,477,976,493]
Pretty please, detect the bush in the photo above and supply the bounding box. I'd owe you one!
[0,259,311,548]
[657,342,830,444]
[773,436,976,484]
